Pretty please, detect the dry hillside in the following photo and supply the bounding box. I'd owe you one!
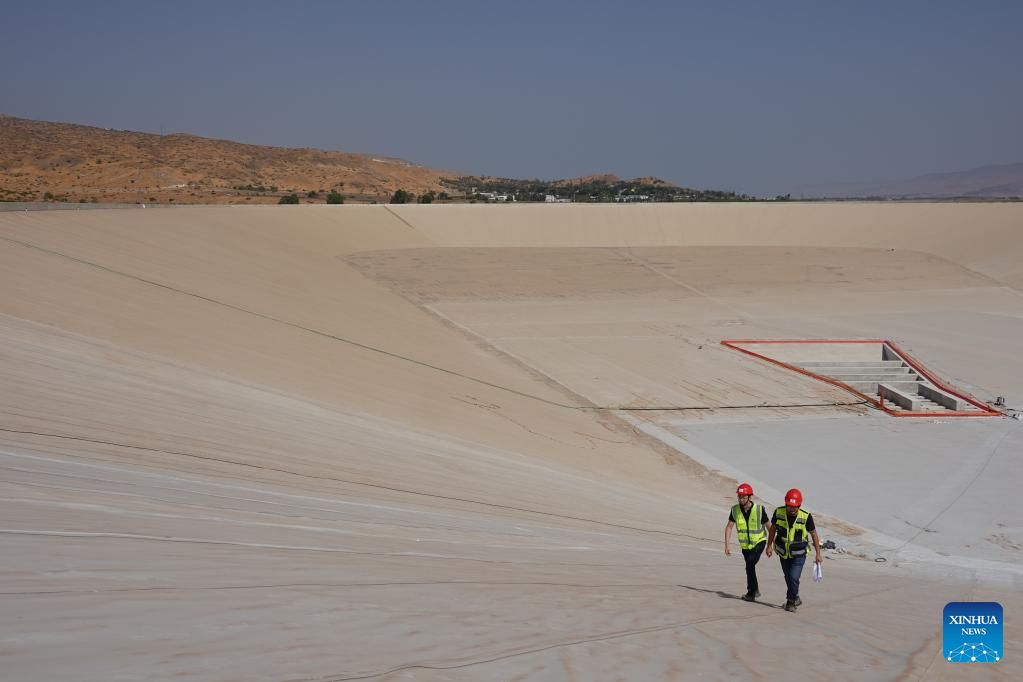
[0,114,460,204]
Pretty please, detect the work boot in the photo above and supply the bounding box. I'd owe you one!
[741,592,756,602]
[794,597,802,607]
[784,600,796,612]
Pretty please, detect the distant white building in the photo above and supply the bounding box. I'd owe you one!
[479,192,514,202]
[545,194,571,203]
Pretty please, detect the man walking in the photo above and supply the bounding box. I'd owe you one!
[766,488,822,612]
[724,483,770,602]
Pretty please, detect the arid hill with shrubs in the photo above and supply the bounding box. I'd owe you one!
[0,114,459,204]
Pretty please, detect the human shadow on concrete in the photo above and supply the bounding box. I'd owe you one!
[676,583,783,610]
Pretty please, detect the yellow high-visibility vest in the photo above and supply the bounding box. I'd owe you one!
[773,507,810,559]
[732,503,767,550]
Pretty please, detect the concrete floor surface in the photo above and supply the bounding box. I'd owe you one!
[2,204,1021,680]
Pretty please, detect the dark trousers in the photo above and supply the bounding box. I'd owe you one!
[741,542,765,595]
[779,555,806,602]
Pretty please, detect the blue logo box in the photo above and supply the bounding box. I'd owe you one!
[944,602,1002,662]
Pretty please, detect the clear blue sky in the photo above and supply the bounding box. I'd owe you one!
[2,1,1021,195]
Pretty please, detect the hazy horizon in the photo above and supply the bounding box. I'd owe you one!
[3,0,1021,195]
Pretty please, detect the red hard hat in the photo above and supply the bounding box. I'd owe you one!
[736,483,753,496]
[785,488,803,507]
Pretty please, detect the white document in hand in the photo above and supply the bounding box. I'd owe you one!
[812,561,823,583]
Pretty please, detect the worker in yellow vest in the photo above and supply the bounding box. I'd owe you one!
[766,488,822,612]
[724,483,771,602]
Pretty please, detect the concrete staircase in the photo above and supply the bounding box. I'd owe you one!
[794,352,984,414]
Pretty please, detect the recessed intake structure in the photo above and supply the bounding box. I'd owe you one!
[722,339,1000,416]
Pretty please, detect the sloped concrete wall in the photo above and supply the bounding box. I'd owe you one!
[391,202,1023,285]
